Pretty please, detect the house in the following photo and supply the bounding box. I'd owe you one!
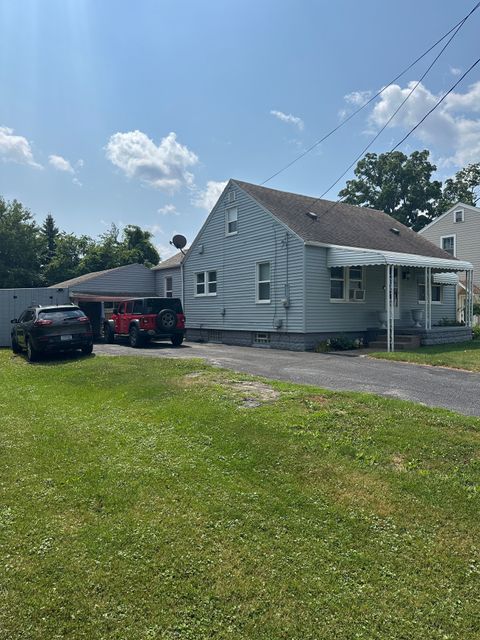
[152,252,184,299]
[181,179,474,351]
[419,202,480,322]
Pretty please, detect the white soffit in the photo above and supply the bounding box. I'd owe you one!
[327,247,472,271]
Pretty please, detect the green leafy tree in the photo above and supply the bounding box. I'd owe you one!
[40,214,59,265]
[338,150,442,231]
[437,162,480,213]
[0,197,43,287]
[78,224,122,273]
[42,233,93,285]
[120,225,160,266]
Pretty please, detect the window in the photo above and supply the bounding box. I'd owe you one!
[117,303,125,315]
[254,332,270,344]
[441,235,455,256]
[165,276,173,298]
[418,281,442,304]
[132,300,143,314]
[125,302,134,314]
[195,271,217,296]
[454,209,464,223]
[228,190,236,203]
[226,207,238,235]
[256,262,271,303]
[330,266,364,302]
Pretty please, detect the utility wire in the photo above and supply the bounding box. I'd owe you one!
[261,1,480,186]
[315,4,476,201]
[305,55,480,220]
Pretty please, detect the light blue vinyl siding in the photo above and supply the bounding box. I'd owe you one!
[154,267,182,298]
[66,264,155,296]
[184,184,305,332]
[304,245,456,331]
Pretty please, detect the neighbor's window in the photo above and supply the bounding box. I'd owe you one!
[454,210,464,223]
[195,271,217,296]
[441,235,455,256]
[256,262,271,302]
[330,267,345,300]
[226,207,238,235]
[418,282,442,303]
[165,276,173,298]
[348,266,364,300]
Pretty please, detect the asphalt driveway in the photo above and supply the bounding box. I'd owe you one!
[95,341,480,417]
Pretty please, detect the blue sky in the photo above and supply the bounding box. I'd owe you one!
[1,0,479,259]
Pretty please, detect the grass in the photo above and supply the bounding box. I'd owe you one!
[371,340,480,371]
[0,350,479,640]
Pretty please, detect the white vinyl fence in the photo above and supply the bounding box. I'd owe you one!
[0,288,70,347]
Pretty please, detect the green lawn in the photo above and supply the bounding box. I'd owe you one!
[371,340,480,371]
[0,350,479,640]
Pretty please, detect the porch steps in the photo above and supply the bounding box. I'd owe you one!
[369,334,421,351]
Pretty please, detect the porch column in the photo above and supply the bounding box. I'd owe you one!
[466,269,474,327]
[424,267,432,331]
[385,264,395,352]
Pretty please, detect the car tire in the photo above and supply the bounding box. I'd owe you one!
[26,339,39,363]
[104,323,115,344]
[129,325,143,348]
[171,334,184,347]
[82,344,93,356]
[157,309,177,331]
[11,336,21,354]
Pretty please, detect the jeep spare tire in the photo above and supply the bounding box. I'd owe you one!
[157,309,176,331]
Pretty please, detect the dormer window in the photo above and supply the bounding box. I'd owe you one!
[454,209,464,223]
[226,206,238,235]
[228,190,236,203]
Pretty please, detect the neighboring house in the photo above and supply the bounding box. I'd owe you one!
[181,179,474,351]
[152,252,184,299]
[419,202,480,321]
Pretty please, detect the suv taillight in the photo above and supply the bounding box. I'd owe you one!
[34,319,53,326]
[176,313,185,329]
[78,316,90,323]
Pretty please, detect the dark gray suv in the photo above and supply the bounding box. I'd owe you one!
[11,305,94,362]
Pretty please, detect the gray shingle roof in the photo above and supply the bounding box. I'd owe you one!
[233,180,455,260]
[152,252,184,270]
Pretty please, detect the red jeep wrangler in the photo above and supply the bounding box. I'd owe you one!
[104,297,186,347]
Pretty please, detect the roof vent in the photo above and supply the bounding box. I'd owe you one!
[306,211,318,221]
[390,227,400,235]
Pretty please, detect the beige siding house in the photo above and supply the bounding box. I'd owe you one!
[420,202,480,320]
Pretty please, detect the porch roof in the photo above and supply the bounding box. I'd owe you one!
[327,246,473,271]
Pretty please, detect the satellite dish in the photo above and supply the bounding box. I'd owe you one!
[171,234,187,250]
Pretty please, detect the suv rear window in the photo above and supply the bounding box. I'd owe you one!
[144,298,183,314]
[38,308,86,321]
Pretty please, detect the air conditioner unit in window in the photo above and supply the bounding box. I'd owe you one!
[352,289,365,301]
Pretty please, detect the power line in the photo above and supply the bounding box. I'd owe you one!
[261,1,480,186]
[315,4,476,201]
[304,54,480,220]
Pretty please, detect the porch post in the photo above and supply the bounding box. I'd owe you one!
[424,267,428,330]
[467,269,474,327]
[424,267,432,331]
[390,265,395,352]
[385,264,391,352]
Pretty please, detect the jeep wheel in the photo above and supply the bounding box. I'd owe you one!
[26,339,39,363]
[129,325,143,348]
[103,323,115,344]
[171,334,184,347]
[157,309,176,331]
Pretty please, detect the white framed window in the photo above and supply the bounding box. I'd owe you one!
[195,271,217,296]
[454,209,464,223]
[330,266,365,302]
[228,190,236,203]
[165,276,173,298]
[254,332,270,344]
[226,206,238,235]
[441,234,456,256]
[418,281,442,304]
[256,261,271,303]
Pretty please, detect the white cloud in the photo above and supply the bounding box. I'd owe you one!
[450,66,462,76]
[49,154,75,173]
[368,80,480,167]
[72,177,82,187]
[270,110,304,131]
[192,180,228,211]
[157,204,179,216]
[156,243,178,260]
[0,126,41,168]
[344,90,372,106]
[105,130,198,191]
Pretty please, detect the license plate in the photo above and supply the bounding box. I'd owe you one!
[61,335,72,341]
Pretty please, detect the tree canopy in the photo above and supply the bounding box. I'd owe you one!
[339,151,480,231]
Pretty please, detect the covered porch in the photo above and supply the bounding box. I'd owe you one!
[328,247,474,352]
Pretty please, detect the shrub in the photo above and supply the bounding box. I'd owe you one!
[329,335,364,351]
[472,325,480,340]
[437,318,465,327]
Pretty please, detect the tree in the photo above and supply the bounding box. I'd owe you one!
[42,233,93,285]
[437,162,480,213]
[78,224,122,274]
[338,150,443,231]
[0,197,43,287]
[40,214,59,264]
[120,225,160,266]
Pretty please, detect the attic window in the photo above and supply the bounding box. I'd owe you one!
[454,209,464,223]
[390,227,400,235]
[306,211,318,221]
